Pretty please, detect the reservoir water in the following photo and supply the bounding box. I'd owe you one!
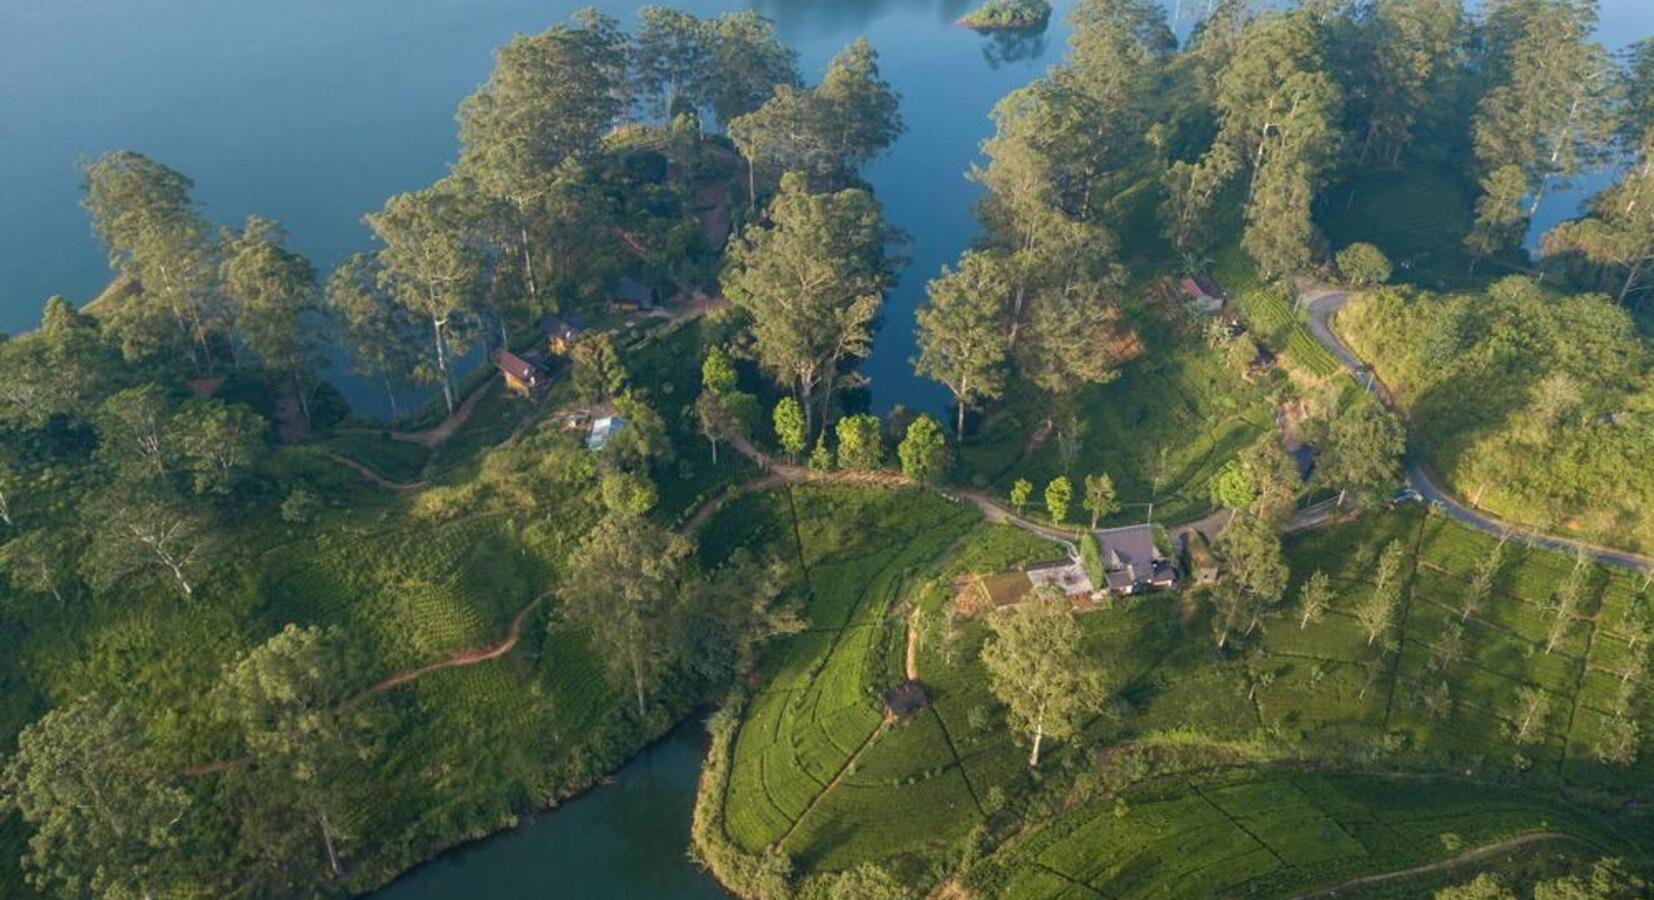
[3,2,1646,415]
[1,0,1094,416]
[367,721,726,900]
[3,2,1652,895]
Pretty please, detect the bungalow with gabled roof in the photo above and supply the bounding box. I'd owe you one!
[1096,524,1177,595]
[611,275,656,312]
[1178,270,1225,314]
[495,349,547,396]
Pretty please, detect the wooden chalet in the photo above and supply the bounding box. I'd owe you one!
[495,349,547,396]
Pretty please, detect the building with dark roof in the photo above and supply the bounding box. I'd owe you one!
[884,679,929,720]
[494,349,546,396]
[542,315,583,355]
[1096,524,1177,594]
[611,275,656,311]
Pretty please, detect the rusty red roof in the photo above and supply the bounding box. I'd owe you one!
[495,349,542,383]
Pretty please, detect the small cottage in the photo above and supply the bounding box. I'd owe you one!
[495,349,546,396]
[1178,271,1225,314]
[1192,271,1225,300]
[884,679,929,721]
[611,275,656,312]
[542,316,582,355]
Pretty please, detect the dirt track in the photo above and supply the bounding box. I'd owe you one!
[1290,831,1583,898]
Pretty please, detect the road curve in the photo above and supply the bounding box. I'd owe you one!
[1299,285,1653,573]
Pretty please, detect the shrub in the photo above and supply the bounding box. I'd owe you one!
[1336,243,1393,287]
[835,414,884,470]
[898,415,951,484]
[280,488,322,523]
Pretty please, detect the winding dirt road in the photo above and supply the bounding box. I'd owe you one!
[336,380,496,449]
[183,592,551,777]
[319,452,427,491]
[1290,831,1583,898]
[1300,285,1653,573]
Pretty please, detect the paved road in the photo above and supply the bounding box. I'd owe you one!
[1300,285,1653,573]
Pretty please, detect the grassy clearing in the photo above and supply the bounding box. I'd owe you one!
[961,285,1276,527]
[317,432,431,483]
[1316,162,1507,291]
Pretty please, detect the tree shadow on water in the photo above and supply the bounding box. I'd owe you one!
[981,26,1050,69]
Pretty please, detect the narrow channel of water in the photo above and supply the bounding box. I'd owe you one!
[368,720,727,899]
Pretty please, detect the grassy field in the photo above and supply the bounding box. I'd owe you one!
[318,431,432,482]
[960,282,1278,528]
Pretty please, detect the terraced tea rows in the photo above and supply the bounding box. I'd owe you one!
[723,487,980,861]
[987,770,1626,898]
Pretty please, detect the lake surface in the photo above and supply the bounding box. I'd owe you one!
[4,2,1647,416]
[0,0,1098,416]
[369,720,728,899]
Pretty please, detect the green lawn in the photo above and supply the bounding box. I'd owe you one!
[960,283,1277,528]
[317,431,431,483]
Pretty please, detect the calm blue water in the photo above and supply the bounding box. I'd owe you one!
[6,2,1642,416]
[0,0,1094,416]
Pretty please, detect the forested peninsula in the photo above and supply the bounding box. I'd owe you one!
[3,1,1654,899]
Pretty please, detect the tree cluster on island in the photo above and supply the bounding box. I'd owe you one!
[958,0,1054,33]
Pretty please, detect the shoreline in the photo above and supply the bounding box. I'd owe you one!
[360,713,723,898]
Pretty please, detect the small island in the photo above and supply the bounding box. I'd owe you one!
[958,0,1051,31]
